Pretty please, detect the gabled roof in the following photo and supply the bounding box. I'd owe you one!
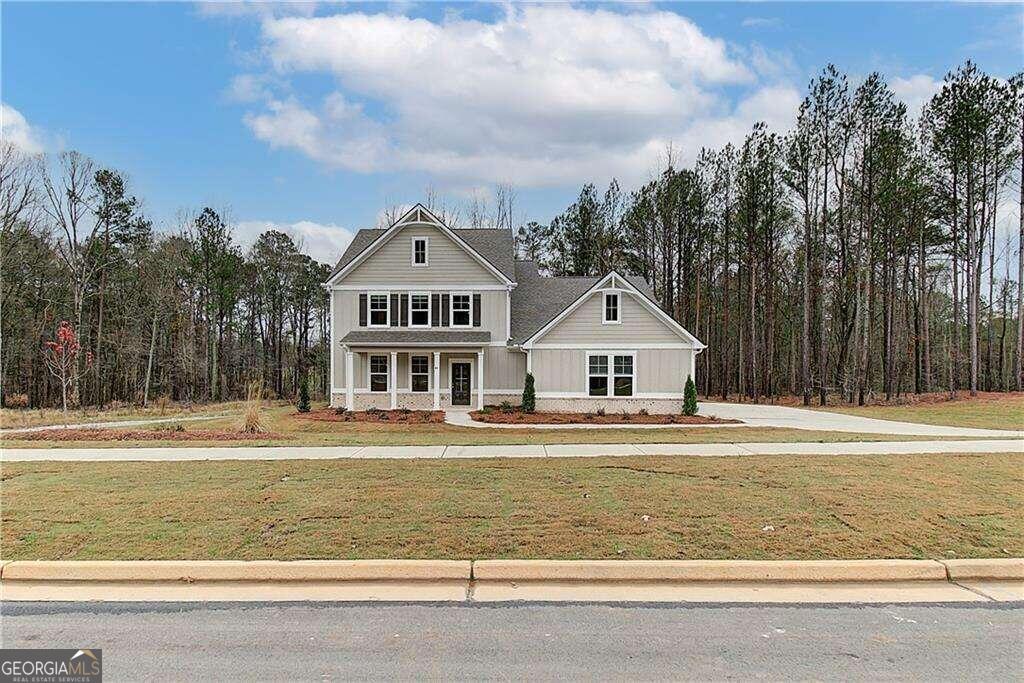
[325,203,516,284]
[512,265,704,348]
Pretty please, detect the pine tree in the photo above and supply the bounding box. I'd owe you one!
[683,375,698,416]
[521,373,536,413]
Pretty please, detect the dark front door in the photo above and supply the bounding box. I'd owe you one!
[451,362,471,406]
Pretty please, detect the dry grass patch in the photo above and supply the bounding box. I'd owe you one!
[3,453,1020,561]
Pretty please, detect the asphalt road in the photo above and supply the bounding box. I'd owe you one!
[3,602,1022,680]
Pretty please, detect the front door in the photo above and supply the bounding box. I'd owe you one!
[451,362,471,406]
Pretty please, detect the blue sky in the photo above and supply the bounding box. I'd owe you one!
[3,2,1021,263]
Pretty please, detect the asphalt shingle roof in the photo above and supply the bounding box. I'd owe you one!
[328,227,516,282]
[341,330,491,345]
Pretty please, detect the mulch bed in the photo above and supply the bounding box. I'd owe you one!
[470,410,740,425]
[296,409,446,424]
[12,428,283,442]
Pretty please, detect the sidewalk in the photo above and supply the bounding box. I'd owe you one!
[3,439,1021,462]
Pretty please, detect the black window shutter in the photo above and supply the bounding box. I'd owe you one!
[400,294,409,327]
[431,294,441,327]
[472,294,481,327]
[390,294,399,327]
[441,294,450,327]
[359,293,367,327]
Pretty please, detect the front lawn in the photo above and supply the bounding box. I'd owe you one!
[3,452,1020,561]
[817,392,1024,431]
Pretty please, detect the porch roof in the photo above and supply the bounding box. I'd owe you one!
[340,330,491,347]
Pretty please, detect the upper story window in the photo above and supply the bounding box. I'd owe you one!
[603,292,620,324]
[409,293,430,327]
[369,293,390,327]
[411,237,429,267]
[451,293,472,327]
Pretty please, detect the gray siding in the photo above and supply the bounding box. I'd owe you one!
[531,348,693,395]
[341,225,502,285]
[538,290,683,344]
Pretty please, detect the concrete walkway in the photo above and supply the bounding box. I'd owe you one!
[3,439,1021,462]
[447,402,1024,438]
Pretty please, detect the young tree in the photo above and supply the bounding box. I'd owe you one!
[521,372,536,413]
[42,321,92,413]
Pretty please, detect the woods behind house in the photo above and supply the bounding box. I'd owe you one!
[3,61,1023,408]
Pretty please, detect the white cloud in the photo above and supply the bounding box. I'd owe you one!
[237,5,785,187]
[235,219,355,263]
[741,17,781,29]
[1,103,46,155]
[195,1,319,20]
[891,74,942,118]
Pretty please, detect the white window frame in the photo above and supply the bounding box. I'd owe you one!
[408,292,431,328]
[450,291,472,328]
[585,351,636,398]
[368,291,390,328]
[411,236,429,267]
[602,291,620,325]
[409,354,430,392]
[368,354,389,392]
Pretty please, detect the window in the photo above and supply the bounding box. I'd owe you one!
[587,353,635,397]
[613,355,634,396]
[603,292,620,324]
[409,293,430,327]
[412,237,428,266]
[451,293,471,327]
[370,355,389,392]
[410,355,429,392]
[369,293,389,327]
[588,355,609,396]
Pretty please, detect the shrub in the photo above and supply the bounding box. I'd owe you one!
[334,405,348,415]
[480,406,493,415]
[596,407,605,417]
[620,410,630,420]
[4,393,29,409]
[683,375,698,416]
[500,400,515,414]
[239,380,267,434]
[297,374,311,413]
[521,373,536,413]
[638,408,649,416]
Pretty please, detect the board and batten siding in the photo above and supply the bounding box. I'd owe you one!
[341,225,502,285]
[530,348,693,395]
[537,290,683,345]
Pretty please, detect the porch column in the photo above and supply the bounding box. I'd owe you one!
[390,351,398,409]
[477,350,485,410]
[432,351,441,410]
[345,351,354,411]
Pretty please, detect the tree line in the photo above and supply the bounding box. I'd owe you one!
[517,61,1024,403]
[2,149,330,409]
[3,59,1021,409]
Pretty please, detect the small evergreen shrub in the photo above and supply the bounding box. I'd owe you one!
[297,375,311,413]
[683,375,698,416]
[500,400,514,414]
[334,405,348,415]
[596,407,605,417]
[521,373,536,413]
[638,408,649,416]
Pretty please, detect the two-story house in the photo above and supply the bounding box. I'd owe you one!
[325,204,705,413]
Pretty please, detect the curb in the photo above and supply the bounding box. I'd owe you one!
[3,558,1021,585]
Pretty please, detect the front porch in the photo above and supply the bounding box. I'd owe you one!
[336,331,496,411]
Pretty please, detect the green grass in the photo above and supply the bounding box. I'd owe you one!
[815,392,1024,430]
[3,452,1020,561]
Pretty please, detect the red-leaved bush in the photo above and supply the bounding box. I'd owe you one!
[42,321,93,412]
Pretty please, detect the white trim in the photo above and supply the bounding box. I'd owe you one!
[367,353,390,392]
[449,291,473,328]
[432,351,441,409]
[352,387,521,395]
[602,291,621,325]
[585,350,637,398]
[536,392,682,400]
[448,356,474,407]
[329,292,337,392]
[344,342,489,349]
[408,353,431,393]
[367,291,391,328]
[505,287,512,341]
[410,235,429,268]
[521,271,705,349]
[325,203,513,286]
[332,284,510,291]
[389,351,398,408]
[408,291,431,328]
[345,351,354,410]
[530,343,696,350]
[477,350,485,410]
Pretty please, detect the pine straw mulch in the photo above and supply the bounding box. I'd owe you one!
[295,408,446,424]
[470,410,740,425]
[12,428,283,442]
